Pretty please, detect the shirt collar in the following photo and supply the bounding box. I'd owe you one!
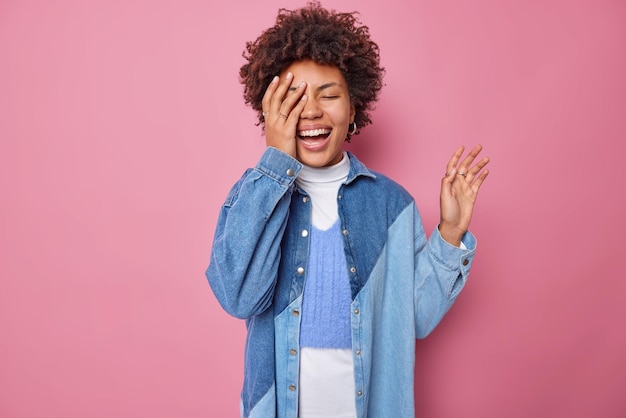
[345,151,377,185]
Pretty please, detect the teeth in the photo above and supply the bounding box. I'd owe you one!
[298,128,331,137]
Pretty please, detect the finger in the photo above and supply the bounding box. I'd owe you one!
[279,81,307,121]
[465,156,490,183]
[457,144,483,174]
[287,92,308,124]
[270,72,294,116]
[261,76,279,117]
[471,169,489,192]
[440,174,455,208]
[445,146,465,176]
[442,148,463,193]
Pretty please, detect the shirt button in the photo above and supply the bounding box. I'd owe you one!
[292,310,300,316]
[303,196,309,203]
[350,266,356,273]
[353,309,360,315]
[462,259,469,266]
[289,384,296,391]
[296,267,305,275]
[342,229,348,235]
[290,349,297,355]
[301,230,308,237]
[337,194,342,200]
[286,168,295,177]
[357,391,363,396]
[355,350,361,356]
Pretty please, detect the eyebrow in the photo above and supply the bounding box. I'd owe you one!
[288,82,340,92]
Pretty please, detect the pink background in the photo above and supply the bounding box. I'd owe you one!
[1,0,625,417]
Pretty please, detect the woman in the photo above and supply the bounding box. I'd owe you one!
[206,2,489,417]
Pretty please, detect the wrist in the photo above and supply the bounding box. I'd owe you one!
[438,223,465,247]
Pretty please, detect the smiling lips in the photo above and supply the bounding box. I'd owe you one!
[297,128,332,150]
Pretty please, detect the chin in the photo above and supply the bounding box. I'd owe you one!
[296,151,338,168]
[298,157,326,168]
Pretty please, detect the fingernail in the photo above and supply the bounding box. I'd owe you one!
[286,72,293,79]
[299,81,306,88]
[301,94,307,101]
[271,76,278,83]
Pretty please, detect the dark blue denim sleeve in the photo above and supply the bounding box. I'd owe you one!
[206,147,302,319]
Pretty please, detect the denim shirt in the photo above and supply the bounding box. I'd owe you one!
[206,147,477,418]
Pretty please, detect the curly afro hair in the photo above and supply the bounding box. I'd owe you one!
[239,1,385,137]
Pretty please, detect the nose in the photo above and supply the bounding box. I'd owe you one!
[300,91,322,119]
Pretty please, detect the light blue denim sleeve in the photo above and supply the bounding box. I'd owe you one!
[413,206,477,338]
[206,147,302,319]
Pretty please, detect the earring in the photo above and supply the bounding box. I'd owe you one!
[349,122,358,135]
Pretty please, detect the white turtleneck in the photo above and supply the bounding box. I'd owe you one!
[295,152,350,231]
[294,152,357,418]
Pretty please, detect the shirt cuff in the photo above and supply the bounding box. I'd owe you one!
[256,147,303,186]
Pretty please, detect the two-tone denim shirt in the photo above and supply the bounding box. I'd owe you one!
[206,147,477,417]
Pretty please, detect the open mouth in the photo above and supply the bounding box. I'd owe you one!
[297,128,331,141]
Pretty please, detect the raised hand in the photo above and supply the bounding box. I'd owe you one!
[261,72,308,158]
[439,145,490,247]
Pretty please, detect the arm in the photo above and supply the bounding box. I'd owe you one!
[206,147,302,319]
[414,221,476,338]
[207,73,307,319]
[414,145,489,337]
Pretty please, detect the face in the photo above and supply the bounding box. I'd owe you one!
[280,60,355,167]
